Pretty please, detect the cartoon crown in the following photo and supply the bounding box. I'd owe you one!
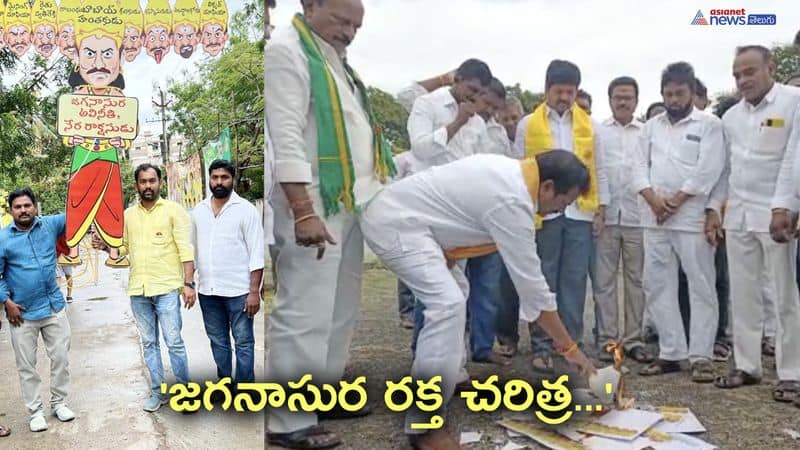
[73,0,125,48]
[57,0,82,29]
[31,0,57,31]
[144,0,173,31]
[200,0,227,31]
[118,0,144,31]
[4,0,32,29]
[173,0,200,29]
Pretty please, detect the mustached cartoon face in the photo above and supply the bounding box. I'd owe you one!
[6,25,32,57]
[200,23,226,56]
[58,25,77,59]
[77,34,121,86]
[33,24,57,57]
[122,26,144,62]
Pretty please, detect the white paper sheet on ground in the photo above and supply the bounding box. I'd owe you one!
[652,409,706,433]
[460,431,482,444]
[500,441,528,450]
[575,409,663,441]
[555,425,588,442]
[583,433,715,450]
[497,420,588,450]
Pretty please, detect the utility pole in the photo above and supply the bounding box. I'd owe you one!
[152,87,172,167]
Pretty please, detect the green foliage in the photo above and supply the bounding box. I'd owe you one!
[367,86,409,151]
[506,83,545,113]
[772,43,800,83]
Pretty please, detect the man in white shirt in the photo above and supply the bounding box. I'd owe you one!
[513,60,610,372]
[710,46,800,403]
[633,62,725,383]
[593,76,653,363]
[264,1,395,447]
[360,151,596,450]
[192,160,264,387]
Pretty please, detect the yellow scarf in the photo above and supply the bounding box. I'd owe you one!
[444,159,540,260]
[525,103,599,214]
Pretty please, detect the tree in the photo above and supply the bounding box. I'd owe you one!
[772,43,800,83]
[506,83,545,113]
[367,86,409,151]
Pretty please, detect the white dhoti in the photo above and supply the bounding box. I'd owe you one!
[266,197,365,433]
[643,229,717,362]
[727,231,800,380]
[361,213,467,434]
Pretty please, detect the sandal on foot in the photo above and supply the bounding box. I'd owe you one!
[0,425,10,437]
[531,355,555,374]
[267,425,341,449]
[627,346,655,363]
[474,351,511,366]
[773,380,800,403]
[497,343,518,358]
[713,342,732,362]
[714,370,760,389]
[639,359,682,376]
[691,360,716,383]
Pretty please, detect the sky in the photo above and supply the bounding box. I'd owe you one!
[267,0,800,120]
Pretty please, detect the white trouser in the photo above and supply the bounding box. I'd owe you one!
[592,225,645,350]
[266,202,365,433]
[643,229,717,363]
[8,308,71,416]
[452,261,470,384]
[361,213,467,434]
[761,265,777,338]
[727,231,800,380]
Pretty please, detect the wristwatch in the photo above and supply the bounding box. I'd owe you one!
[184,281,196,289]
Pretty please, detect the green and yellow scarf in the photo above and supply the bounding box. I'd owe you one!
[292,14,395,217]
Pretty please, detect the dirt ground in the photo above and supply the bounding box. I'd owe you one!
[266,266,800,450]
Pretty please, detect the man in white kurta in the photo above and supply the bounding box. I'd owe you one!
[633,63,724,382]
[593,76,652,363]
[360,152,595,449]
[710,46,800,398]
[263,1,387,443]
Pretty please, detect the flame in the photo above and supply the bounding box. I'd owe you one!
[604,341,633,409]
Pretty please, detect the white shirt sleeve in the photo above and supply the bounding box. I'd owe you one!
[631,122,652,195]
[680,118,725,196]
[482,119,513,156]
[773,102,800,211]
[513,115,530,159]
[396,82,429,114]
[264,42,313,183]
[706,128,730,213]
[244,204,267,273]
[483,200,557,323]
[408,95,450,164]
[593,121,611,205]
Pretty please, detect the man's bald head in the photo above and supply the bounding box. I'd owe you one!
[304,0,364,55]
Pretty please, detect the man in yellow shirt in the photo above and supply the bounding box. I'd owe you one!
[94,163,195,412]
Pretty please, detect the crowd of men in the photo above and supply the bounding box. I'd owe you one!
[263,1,800,449]
[0,160,265,435]
[2,0,800,448]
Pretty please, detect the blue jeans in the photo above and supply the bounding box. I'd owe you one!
[465,253,504,360]
[398,280,415,318]
[130,290,190,396]
[530,216,593,357]
[198,294,255,383]
[411,253,504,361]
[496,263,519,346]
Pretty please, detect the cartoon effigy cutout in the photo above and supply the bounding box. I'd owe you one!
[58,0,131,267]
[4,0,230,61]
[4,0,32,58]
[120,0,145,62]
[31,0,58,58]
[199,0,227,57]
[172,0,200,59]
[57,0,80,60]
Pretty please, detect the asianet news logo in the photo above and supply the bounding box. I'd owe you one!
[691,9,776,26]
